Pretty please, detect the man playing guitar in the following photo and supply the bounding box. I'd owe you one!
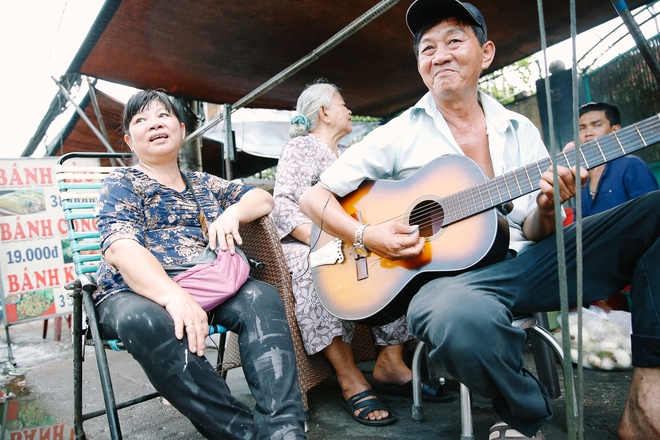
[300,1,660,438]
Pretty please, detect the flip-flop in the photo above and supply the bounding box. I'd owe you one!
[381,380,453,403]
[341,389,397,427]
[489,421,546,439]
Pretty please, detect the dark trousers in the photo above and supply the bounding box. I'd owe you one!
[97,279,306,440]
[407,190,660,437]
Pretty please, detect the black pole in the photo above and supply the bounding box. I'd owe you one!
[612,0,660,85]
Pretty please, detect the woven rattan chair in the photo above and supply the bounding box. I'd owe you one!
[238,215,378,420]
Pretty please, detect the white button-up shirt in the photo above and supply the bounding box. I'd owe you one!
[320,91,553,253]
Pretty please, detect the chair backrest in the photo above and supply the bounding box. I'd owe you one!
[238,215,378,414]
[56,153,133,279]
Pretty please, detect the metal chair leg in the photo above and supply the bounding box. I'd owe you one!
[529,312,561,398]
[411,315,577,438]
[460,383,474,440]
[411,341,474,438]
[72,284,86,440]
[81,288,122,440]
[526,323,578,416]
[411,341,426,422]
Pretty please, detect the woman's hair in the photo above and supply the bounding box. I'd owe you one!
[121,89,181,136]
[579,102,621,126]
[121,89,182,165]
[289,80,340,138]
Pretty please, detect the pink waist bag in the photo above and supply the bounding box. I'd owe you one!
[171,249,250,312]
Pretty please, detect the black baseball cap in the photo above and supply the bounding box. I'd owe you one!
[406,0,487,38]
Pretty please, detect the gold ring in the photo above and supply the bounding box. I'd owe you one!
[225,232,233,236]
[187,323,195,327]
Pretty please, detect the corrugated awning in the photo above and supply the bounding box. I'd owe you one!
[67,0,650,118]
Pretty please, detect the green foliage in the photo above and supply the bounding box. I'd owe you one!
[351,115,380,122]
[250,166,277,181]
[479,56,537,104]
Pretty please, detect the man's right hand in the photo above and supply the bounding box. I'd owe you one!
[363,221,424,260]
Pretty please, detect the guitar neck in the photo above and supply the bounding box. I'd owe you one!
[443,114,660,225]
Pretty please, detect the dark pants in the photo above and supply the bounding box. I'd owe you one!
[97,279,306,440]
[408,190,660,437]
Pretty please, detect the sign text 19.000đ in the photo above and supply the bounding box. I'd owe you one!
[6,246,59,264]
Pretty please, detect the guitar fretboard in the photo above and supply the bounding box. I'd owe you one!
[442,114,660,225]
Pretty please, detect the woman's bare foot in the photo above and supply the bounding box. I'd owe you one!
[323,337,390,421]
[372,344,413,385]
[617,367,660,440]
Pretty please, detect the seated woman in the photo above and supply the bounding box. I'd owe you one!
[271,81,448,427]
[94,89,306,440]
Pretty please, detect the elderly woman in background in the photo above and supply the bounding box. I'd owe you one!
[94,89,306,440]
[272,81,449,427]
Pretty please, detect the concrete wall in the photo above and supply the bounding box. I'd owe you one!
[504,93,543,139]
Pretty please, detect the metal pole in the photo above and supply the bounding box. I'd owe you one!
[184,0,401,144]
[22,74,81,157]
[223,104,235,161]
[86,78,110,143]
[175,98,203,172]
[612,0,660,84]
[569,1,584,438]
[51,77,126,166]
[223,103,234,180]
[86,78,121,167]
[536,0,579,437]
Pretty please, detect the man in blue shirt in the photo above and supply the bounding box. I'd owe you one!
[578,102,659,311]
[578,102,659,217]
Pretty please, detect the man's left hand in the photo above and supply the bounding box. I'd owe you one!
[537,163,588,211]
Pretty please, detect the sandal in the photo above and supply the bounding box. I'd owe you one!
[341,389,397,426]
[489,421,546,439]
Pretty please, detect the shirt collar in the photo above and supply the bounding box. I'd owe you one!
[411,91,519,133]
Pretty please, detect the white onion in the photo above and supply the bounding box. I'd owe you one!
[596,340,618,356]
[599,357,616,370]
[588,354,602,369]
[612,349,632,369]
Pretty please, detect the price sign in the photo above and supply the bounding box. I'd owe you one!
[0,158,83,324]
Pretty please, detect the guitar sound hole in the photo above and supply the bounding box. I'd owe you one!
[409,200,444,238]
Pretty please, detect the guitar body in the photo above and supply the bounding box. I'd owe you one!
[311,155,510,322]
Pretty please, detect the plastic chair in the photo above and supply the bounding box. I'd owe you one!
[56,152,239,439]
[237,212,379,420]
[410,312,577,440]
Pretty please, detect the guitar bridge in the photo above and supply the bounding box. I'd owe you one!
[309,238,345,268]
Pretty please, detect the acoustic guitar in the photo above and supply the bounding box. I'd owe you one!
[309,114,660,323]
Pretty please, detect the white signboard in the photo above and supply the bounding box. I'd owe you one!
[0,158,76,324]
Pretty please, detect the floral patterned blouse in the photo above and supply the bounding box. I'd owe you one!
[93,167,252,304]
[272,135,348,240]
